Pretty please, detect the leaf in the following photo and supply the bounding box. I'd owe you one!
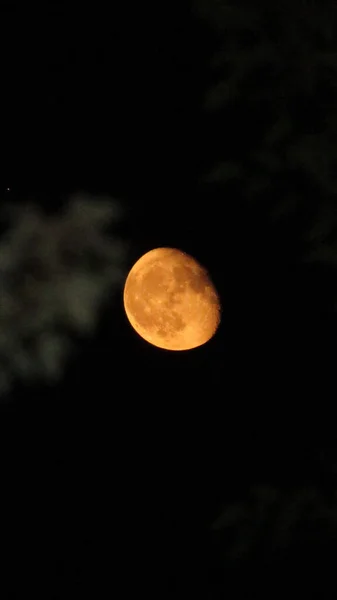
[205,161,243,183]
[211,504,247,530]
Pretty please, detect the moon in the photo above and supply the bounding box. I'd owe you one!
[123,247,221,351]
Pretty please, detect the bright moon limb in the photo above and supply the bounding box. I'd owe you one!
[123,247,221,351]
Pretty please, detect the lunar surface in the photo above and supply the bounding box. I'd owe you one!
[123,247,221,350]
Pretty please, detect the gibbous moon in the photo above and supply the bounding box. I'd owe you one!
[123,247,221,351]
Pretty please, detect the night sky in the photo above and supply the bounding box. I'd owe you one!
[1,1,337,598]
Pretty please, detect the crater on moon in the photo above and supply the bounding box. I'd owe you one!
[123,247,221,350]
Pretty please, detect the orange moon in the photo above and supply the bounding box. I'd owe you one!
[123,247,221,351]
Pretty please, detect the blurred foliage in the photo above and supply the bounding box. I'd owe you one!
[0,194,127,398]
[211,484,337,562]
[192,0,337,268]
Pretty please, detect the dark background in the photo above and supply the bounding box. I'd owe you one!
[1,1,337,598]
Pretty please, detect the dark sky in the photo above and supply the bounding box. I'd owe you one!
[1,1,337,598]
